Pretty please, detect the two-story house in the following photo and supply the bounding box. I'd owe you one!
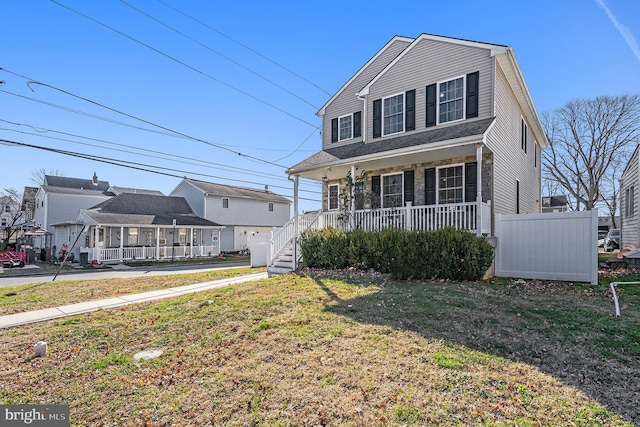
[275,34,548,272]
[170,178,291,252]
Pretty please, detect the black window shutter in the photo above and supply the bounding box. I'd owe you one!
[464,162,477,202]
[426,84,437,127]
[466,71,479,119]
[373,99,382,138]
[404,170,414,204]
[353,111,361,138]
[331,118,338,143]
[424,168,436,205]
[371,175,381,208]
[405,90,415,131]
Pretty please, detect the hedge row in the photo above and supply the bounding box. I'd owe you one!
[300,227,494,281]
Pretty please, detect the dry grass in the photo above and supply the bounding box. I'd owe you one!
[0,266,263,315]
[1,269,639,426]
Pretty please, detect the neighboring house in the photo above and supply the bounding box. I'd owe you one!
[21,186,38,223]
[541,195,568,213]
[0,195,24,247]
[619,145,640,248]
[108,186,164,196]
[33,173,113,259]
[278,33,548,272]
[76,193,223,264]
[170,178,291,252]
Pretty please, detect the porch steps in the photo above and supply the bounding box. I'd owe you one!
[267,244,295,277]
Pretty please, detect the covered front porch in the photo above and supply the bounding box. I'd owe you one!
[81,224,222,264]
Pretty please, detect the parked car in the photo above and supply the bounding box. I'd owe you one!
[0,251,26,268]
[597,230,608,247]
[604,229,620,252]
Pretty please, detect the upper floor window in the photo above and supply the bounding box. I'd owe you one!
[382,173,403,208]
[1,218,6,226]
[383,94,404,136]
[222,198,229,209]
[4,205,10,213]
[268,202,274,212]
[521,118,528,153]
[339,115,352,141]
[439,77,464,124]
[331,112,361,143]
[328,184,339,210]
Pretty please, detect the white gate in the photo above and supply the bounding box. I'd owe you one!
[249,234,270,267]
[494,210,598,284]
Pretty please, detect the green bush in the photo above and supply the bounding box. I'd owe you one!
[300,227,494,281]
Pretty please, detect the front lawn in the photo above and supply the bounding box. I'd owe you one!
[1,270,638,426]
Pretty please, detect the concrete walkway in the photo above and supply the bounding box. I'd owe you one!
[0,271,268,329]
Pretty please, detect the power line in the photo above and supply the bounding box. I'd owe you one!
[119,0,319,110]
[0,118,320,188]
[1,127,321,196]
[155,0,332,97]
[1,138,322,203]
[49,0,320,130]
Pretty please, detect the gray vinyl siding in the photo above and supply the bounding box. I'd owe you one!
[204,195,289,227]
[621,148,639,247]
[485,63,540,215]
[365,39,494,143]
[170,181,205,217]
[322,38,411,150]
[41,193,111,230]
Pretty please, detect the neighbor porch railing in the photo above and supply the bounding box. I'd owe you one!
[90,244,219,263]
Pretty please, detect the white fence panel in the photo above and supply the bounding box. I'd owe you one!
[495,210,598,284]
[250,234,270,267]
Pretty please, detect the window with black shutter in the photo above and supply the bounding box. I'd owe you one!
[371,175,381,208]
[373,100,382,138]
[424,168,436,205]
[426,84,437,128]
[353,111,361,138]
[405,90,415,131]
[466,71,479,119]
[464,162,477,202]
[404,170,414,204]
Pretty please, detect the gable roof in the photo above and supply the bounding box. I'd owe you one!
[357,33,508,97]
[179,179,291,204]
[44,174,110,192]
[317,35,414,117]
[81,193,221,227]
[108,186,164,196]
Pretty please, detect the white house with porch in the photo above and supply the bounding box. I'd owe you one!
[271,33,548,275]
[76,193,223,264]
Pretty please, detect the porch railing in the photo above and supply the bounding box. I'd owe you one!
[270,211,322,265]
[96,244,219,263]
[321,202,491,234]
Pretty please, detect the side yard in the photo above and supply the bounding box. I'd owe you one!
[0,268,638,425]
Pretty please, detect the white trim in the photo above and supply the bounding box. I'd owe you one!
[437,75,466,126]
[435,163,465,204]
[382,92,406,137]
[328,184,340,211]
[338,113,354,142]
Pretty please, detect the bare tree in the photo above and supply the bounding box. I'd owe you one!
[542,94,640,211]
[30,168,65,186]
[0,188,26,250]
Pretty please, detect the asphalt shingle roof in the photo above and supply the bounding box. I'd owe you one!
[183,179,291,204]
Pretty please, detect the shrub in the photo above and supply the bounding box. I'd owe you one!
[300,227,494,281]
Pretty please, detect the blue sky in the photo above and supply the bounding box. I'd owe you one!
[2,0,639,214]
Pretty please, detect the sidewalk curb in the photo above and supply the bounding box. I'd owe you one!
[0,272,268,329]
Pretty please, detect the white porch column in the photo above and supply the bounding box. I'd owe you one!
[476,143,483,237]
[119,226,124,262]
[189,227,194,258]
[94,226,100,263]
[156,227,160,259]
[293,176,299,237]
[350,165,356,231]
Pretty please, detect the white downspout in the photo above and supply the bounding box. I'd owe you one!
[476,143,483,237]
